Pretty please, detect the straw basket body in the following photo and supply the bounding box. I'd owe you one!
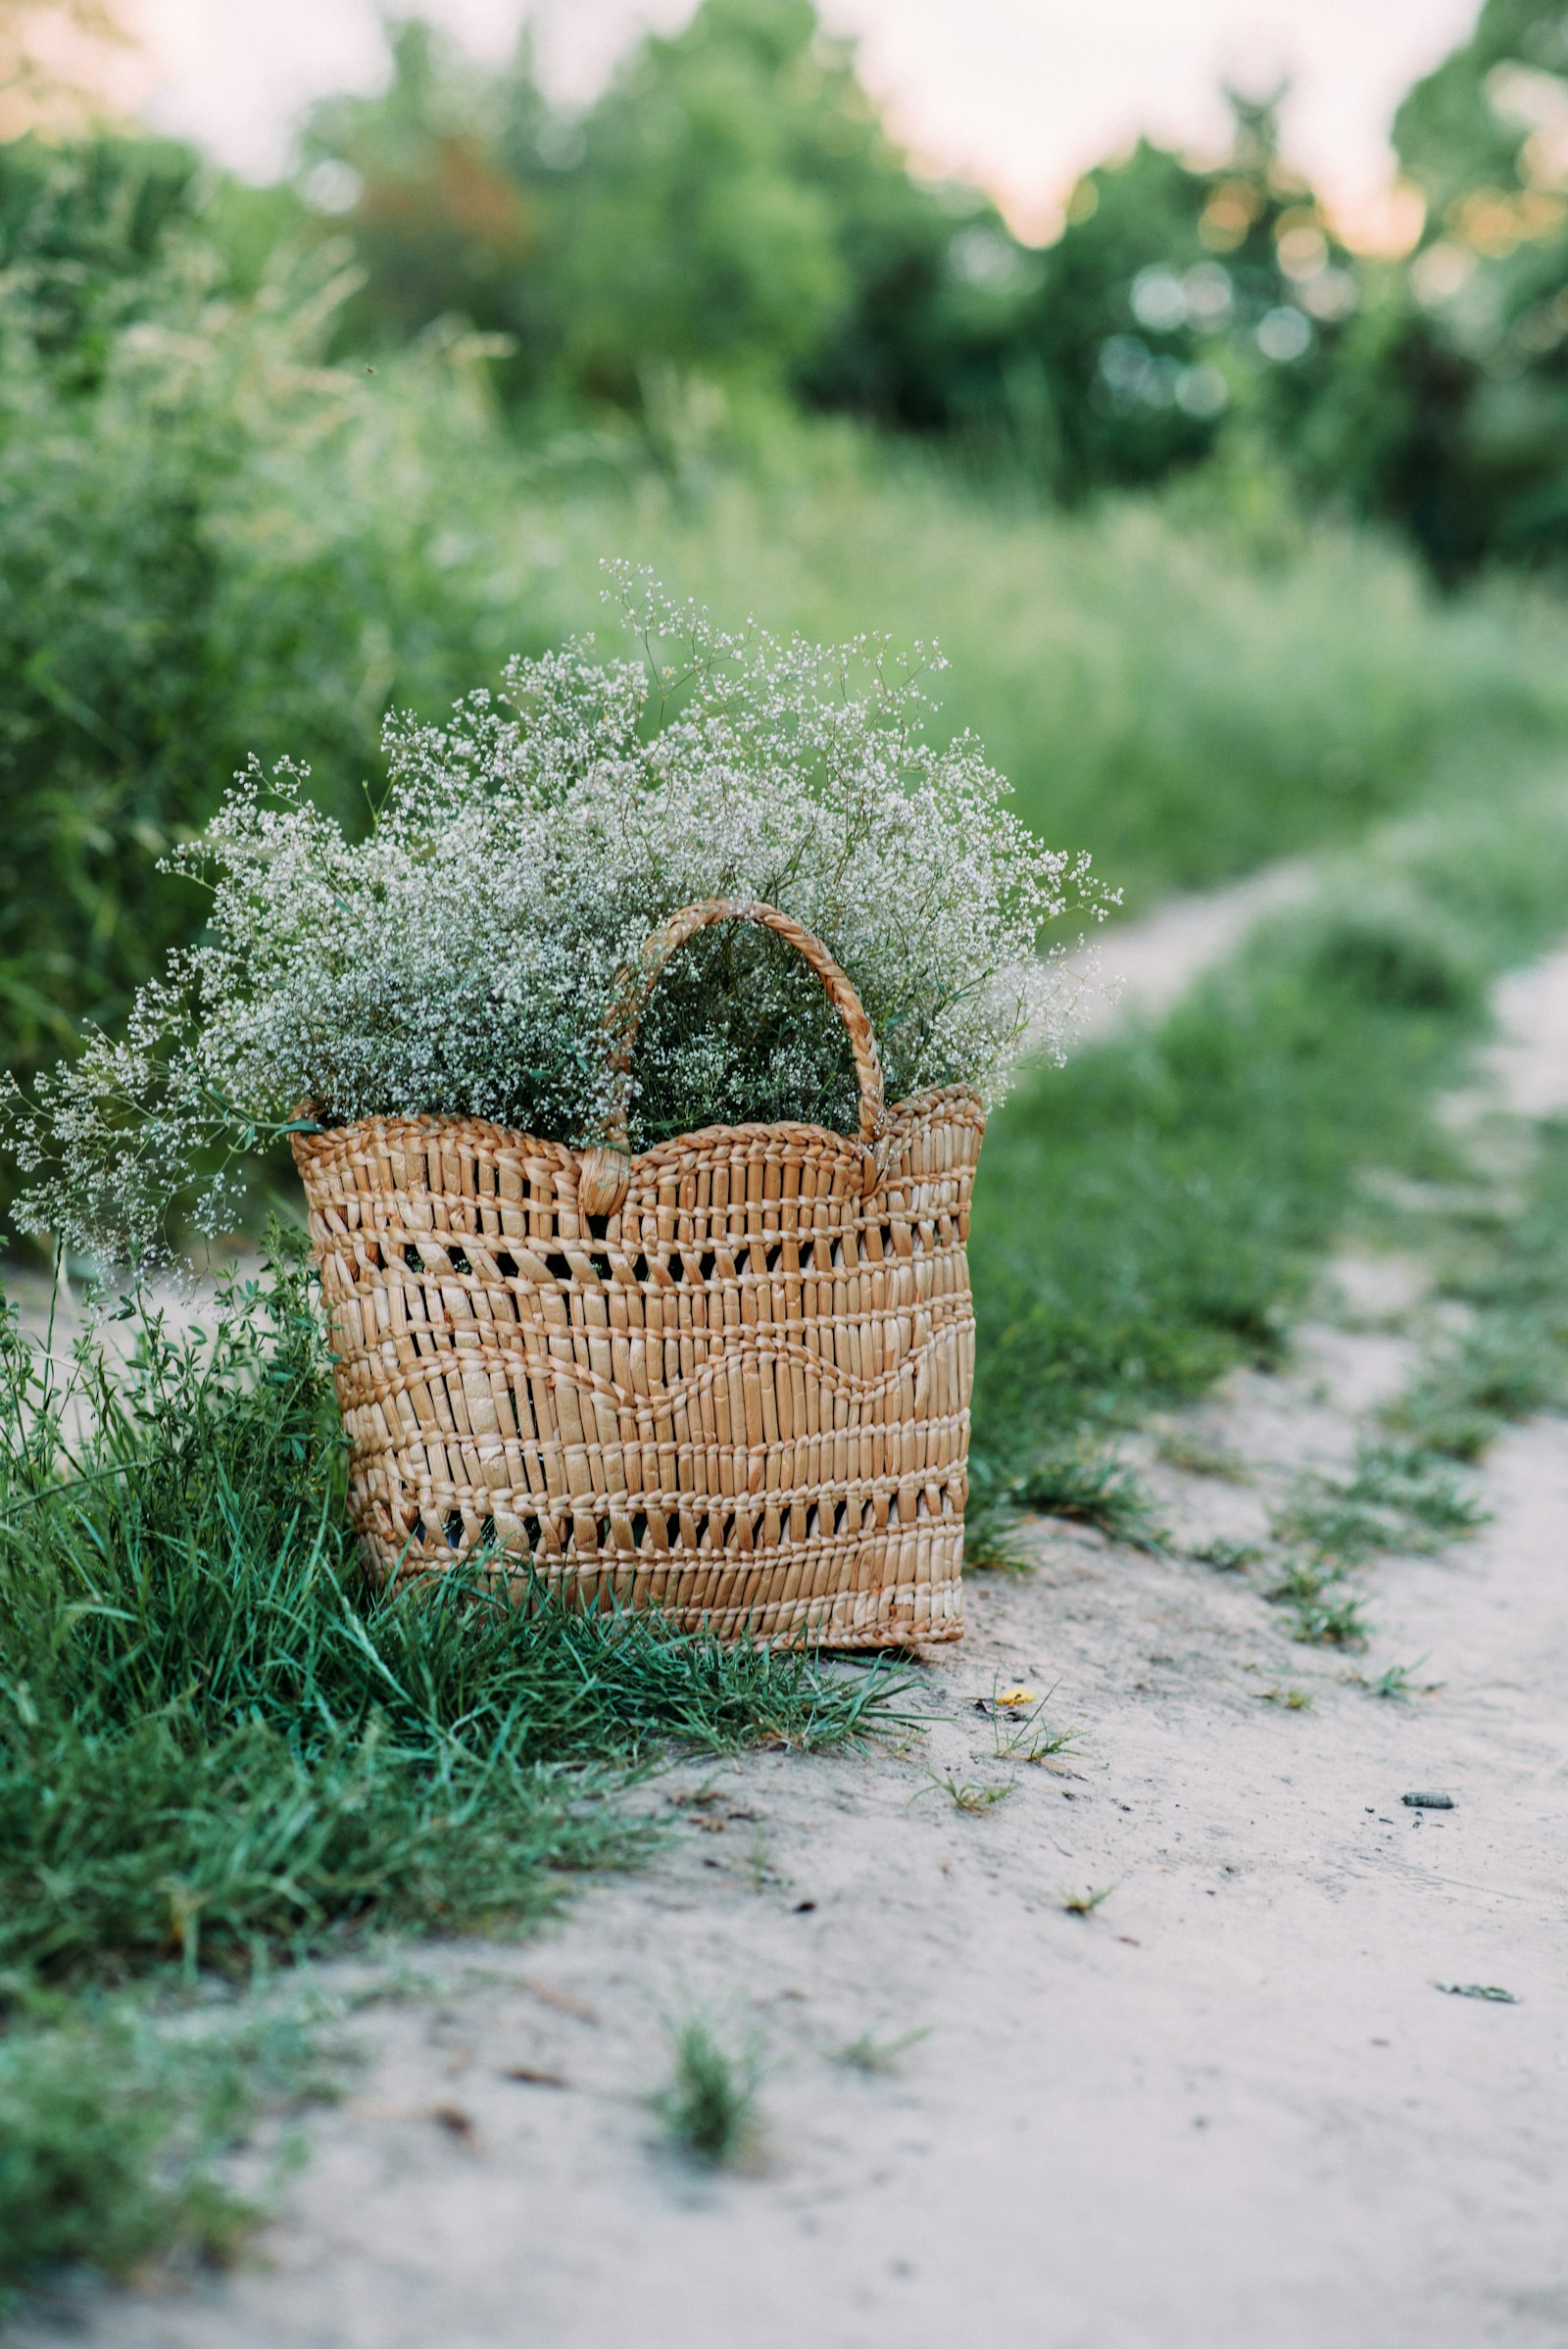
[292,901,984,1648]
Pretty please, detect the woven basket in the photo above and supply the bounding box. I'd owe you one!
[292,900,984,1647]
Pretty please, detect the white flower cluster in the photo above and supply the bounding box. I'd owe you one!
[4,569,1109,1264]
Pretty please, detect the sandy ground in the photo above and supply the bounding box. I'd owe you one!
[15,886,1568,2349]
[1072,856,1316,1038]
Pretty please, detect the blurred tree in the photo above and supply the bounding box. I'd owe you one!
[553,0,846,401]
[1302,0,1568,574]
[300,1,1030,426]
[1014,92,1362,496]
[300,19,558,398]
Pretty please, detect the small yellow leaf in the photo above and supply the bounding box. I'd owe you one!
[997,1686,1038,1707]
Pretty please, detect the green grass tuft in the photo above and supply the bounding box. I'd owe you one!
[1189,1536,1267,1572]
[1269,1561,1371,1649]
[832,2025,931,2076]
[961,1492,1034,1574]
[920,1774,1016,1813]
[1274,1441,1488,1568]
[1009,1446,1169,1551]
[649,2015,764,2169]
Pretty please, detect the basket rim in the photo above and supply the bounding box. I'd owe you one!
[290,1081,985,1175]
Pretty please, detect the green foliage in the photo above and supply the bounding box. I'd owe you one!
[1269,1561,1371,1649]
[832,2025,929,2074]
[0,1239,907,1987]
[0,205,471,1115]
[1294,0,1568,574]
[0,2002,251,2307]
[1018,94,1364,495]
[1391,1111,1568,1455]
[602,463,1568,900]
[1274,1441,1489,1565]
[13,1,1568,585]
[302,1,1026,429]
[7,197,1561,1232]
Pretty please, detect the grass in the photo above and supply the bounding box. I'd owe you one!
[1385,1136,1568,1461]
[1257,1437,1483,1643]
[1355,1659,1434,1701]
[1010,1446,1169,1550]
[920,1774,1016,1814]
[989,1691,1076,1764]
[577,449,1568,904]
[649,2015,764,2170]
[962,1489,1034,1574]
[1154,1429,1250,1482]
[1060,1885,1116,1917]
[0,1242,909,1990]
[1190,1537,1267,1572]
[1273,1442,1489,1568]
[832,2026,931,2076]
[0,1987,351,2317]
[1263,1441,1488,1646]
[1269,1562,1372,1650]
[0,1240,909,2302]
[970,783,1568,1477]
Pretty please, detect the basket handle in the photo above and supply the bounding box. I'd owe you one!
[577,899,885,1217]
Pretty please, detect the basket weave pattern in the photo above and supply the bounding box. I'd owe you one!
[293,902,983,1647]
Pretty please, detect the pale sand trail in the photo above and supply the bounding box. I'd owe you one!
[15,885,1568,2349]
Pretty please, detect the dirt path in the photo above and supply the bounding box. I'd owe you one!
[1072,856,1316,1037]
[19,885,1568,2349]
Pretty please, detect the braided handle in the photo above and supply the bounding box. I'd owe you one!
[577,899,885,1217]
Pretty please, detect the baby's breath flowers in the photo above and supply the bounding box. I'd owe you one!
[3,568,1111,1266]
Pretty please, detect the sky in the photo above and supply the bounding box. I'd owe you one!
[128,0,1482,243]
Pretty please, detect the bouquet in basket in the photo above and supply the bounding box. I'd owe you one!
[4,568,1107,1644]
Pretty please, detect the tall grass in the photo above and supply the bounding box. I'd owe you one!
[561,446,1568,899]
